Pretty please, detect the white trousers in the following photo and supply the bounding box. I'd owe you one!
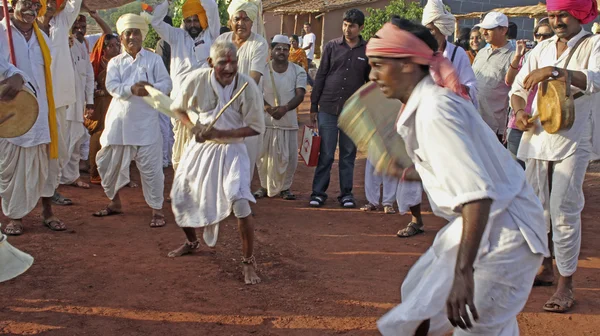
[159,113,174,167]
[525,122,592,277]
[244,134,263,184]
[80,134,90,161]
[365,159,399,206]
[0,141,50,219]
[59,120,87,185]
[258,129,298,196]
[97,142,164,210]
[396,181,423,214]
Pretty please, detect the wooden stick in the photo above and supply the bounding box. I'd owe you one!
[203,81,249,132]
[2,0,16,65]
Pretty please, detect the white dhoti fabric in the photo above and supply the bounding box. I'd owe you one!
[171,118,192,171]
[524,121,592,277]
[378,188,544,336]
[396,181,423,214]
[55,106,69,172]
[59,119,87,185]
[171,140,255,246]
[257,129,298,197]
[97,141,165,210]
[80,135,90,161]
[244,134,262,182]
[159,113,174,167]
[0,140,49,219]
[365,159,399,206]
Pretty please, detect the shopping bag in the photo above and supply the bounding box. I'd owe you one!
[300,125,320,167]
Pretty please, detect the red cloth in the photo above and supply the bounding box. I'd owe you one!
[366,22,469,100]
[547,0,598,24]
[90,34,108,78]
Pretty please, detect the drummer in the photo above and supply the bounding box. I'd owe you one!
[0,0,65,235]
[510,0,600,313]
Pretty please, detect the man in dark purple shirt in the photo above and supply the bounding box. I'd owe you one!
[309,9,371,208]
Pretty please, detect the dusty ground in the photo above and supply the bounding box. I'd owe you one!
[1,97,600,336]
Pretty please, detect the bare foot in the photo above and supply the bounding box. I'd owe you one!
[167,241,199,258]
[128,181,139,188]
[534,259,555,286]
[242,263,261,285]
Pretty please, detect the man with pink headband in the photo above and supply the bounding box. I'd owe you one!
[368,17,548,335]
[510,0,600,313]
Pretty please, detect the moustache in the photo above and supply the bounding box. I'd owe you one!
[23,10,37,16]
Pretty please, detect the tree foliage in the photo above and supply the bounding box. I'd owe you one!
[362,0,424,40]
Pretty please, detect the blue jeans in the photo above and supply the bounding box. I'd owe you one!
[506,128,525,169]
[311,112,357,200]
[307,58,314,86]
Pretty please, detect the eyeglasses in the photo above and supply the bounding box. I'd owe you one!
[18,0,43,10]
[535,33,554,39]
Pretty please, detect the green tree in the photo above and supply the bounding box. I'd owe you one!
[362,0,424,40]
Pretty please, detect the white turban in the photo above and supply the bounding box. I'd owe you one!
[421,0,456,37]
[116,13,150,40]
[593,22,600,34]
[227,0,265,39]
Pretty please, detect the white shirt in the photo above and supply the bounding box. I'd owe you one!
[0,21,52,147]
[151,0,220,98]
[68,39,94,122]
[302,32,316,60]
[510,29,600,161]
[215,32,269,76]
[396,77,547,255]
[443,42,478,109]
[263,62,306,130]
[49,0,82,108]
[102,49,172,146]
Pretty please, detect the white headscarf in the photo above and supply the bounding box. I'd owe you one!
[116,13,150,39]
[227,0,265,39]
[421,0,456,37]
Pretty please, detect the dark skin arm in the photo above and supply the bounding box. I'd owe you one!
[89,11,112,35]
[269,88,306,120]
[511,95,532,131]
[0,74,24,101]
[446,198,492,329]
[192,124,259,143]
[523,66,587,92]
[250,71,262,85]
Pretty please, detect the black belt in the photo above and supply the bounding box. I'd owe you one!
[574,92,584,99]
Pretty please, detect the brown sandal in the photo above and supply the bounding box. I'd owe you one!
[397,222,424,238]
[43,218,66,231]
[3,221,24,236]
[150,214,166,228]
[93,207,123,217]
[543,290,575,313]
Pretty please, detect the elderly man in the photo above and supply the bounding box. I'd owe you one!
[472,12,515,141]
[254,35,306,200]
[511,0,600,313]
[168,41,265,285]
[367,17,547,336]
[37,0,83,204]
[56,14,94,189]
[151,0,221,170]
[1,0,64,235]
[215,0,268,180]
[92,14,172,228]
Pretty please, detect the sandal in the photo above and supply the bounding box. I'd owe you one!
[383,205,396,214]
[3,221,24,236]
[43,218,66,231]
[253,188,267,199]
[309,196,325,208]
[397,222,424,238]
[280,189,296,200]
[52,191,73,206]
[128,181,139,188]
[150,214,166,228]
[543,290,575,313]
[71,180,90,189]
[93,207,123,217]
[360,203,378,212]
[90,176,102,185]
[339,196,356,209]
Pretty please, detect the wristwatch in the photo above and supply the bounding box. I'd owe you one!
[551,67,560,79]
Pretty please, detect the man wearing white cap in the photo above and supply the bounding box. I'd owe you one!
[254,35,306,200]
[472,12,515,141]
[215,0,268,180]
[92,14,172,229]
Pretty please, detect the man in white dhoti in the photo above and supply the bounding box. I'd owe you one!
[215,0,268,180]
[254,35,306,200]
[57,14,94,189]
[510,0,600,313]
[92,14,172,228]
[367,18,548,335]
[1,0,65,235]
[150,0,221,170]
[361,152,399,215]
[37,0,83,205]
[168,41,265,285]
[395,0,480,237]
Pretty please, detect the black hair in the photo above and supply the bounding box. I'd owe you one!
[219,26,231,35]
[163,15,173,26]
[455,27,471,51]
[343,8,365,26]
[534,21,553,35]
[304,22,311,27]
[103,34,118,48]
[388,16,438,73]
[507,22,517,39]
[291,34,300,43]
[470,26,480,33]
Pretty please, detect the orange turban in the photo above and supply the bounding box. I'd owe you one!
[182,0,208,29]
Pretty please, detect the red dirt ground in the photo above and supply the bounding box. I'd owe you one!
[1,97,599,336]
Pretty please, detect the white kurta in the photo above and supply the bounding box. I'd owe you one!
[258,62,306,196]
[378,77,548,335]
[98,49,172,209]
[443,42,478,108]
[0,24,55,218]
[170,69,265,246]
[510,29,600,277]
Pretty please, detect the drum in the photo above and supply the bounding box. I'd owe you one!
[339,82,418,179]
[536,79,576,134]
[0,86,39,138]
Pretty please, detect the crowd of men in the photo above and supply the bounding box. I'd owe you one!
[1,0,600,333]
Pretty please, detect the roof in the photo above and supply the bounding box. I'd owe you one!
[263,0,300,10]
[271,0,379,14]
[455,3,548,20]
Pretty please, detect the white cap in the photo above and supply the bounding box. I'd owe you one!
[272,34,290,45]
[476,12,509,29]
